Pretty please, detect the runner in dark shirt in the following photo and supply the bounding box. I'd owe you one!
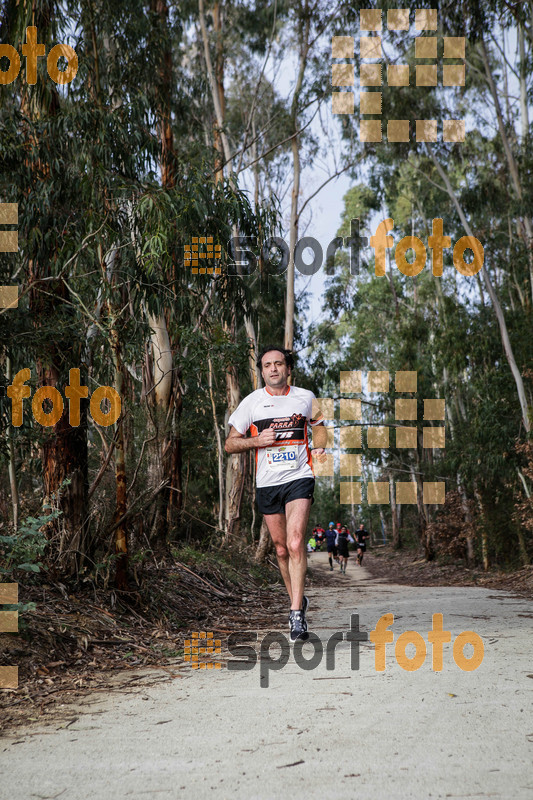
[315,525,325,550]
[356,523,369,565]
[325,522,338,571]
[337,525,350,574]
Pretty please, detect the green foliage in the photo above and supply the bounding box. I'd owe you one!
[0,509,60,577]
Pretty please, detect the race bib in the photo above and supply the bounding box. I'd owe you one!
[265,445,299,471]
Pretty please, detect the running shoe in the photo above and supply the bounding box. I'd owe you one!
[289,610,309,642]
[301,595,309,614]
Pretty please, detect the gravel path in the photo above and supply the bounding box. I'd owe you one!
[1,552,532,799]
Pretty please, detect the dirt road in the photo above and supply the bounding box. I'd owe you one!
[1,553,532,799]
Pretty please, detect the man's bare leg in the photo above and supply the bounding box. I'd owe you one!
[285,498,312,610]
[263,497,312,610]
[263,513,293,604]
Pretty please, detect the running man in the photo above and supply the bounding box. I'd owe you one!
[325,522,338,571]
[224,346,326,642]
[356,523,369,565]
[337,525,350,573]
[315,523,325,550]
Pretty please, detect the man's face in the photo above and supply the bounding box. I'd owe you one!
[261,350,290,388]
[359,524,364,530]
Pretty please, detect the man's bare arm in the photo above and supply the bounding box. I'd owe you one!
[224,425,277,454]
[311,421,327,450]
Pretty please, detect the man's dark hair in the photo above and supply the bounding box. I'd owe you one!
[256,345,294,371]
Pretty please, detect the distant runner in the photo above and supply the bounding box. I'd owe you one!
[314,523,325,550]
[337,525,350,574]
[225,345,326,642]
[325,522,338,571]
[356,523,369,565]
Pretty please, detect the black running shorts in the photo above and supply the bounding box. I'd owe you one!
[337,539,349,558]
[256,477,315,515]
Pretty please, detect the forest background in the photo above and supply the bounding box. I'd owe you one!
[0,0,532,606]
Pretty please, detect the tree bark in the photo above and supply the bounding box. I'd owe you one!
[254,517,274,562]
[21,3,88,578]
[378,508,388,543]
[199,0,258,542]
[224,357,246,540]
[5,356,19,531]
[208,356,225,532]
[284,7,310,352]
[410,461,429,555]
[480,37,533,306]
[142,0,182,544]
[458,478,476,566]
[110,327,128,589]
[515,468,531,566]
[429,150,531,433]
[389,474,401,549]
[474,485,489,571]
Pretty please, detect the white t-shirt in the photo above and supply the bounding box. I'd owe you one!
[228,385,323,488]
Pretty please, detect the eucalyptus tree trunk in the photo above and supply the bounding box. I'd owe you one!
[144,312,175,549]
[518,24,530,145]
[109,326,128,589]
[144,0,183,546]
[98,244,129,588]
[430,151,531,433]
[378,508,388,543]
[389,474,401,549]
[458,479,476,566]
[208,357,225,532]
[410,461,429,555]
[515,469,531,567]
[255,517,274,562]
[224,355,246,541]
[474,485,490,571]
[480,37,533,307]
[21,7,88,578]
[284,5,310,353]
[5,356,19,531]
[199,0,258,540]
